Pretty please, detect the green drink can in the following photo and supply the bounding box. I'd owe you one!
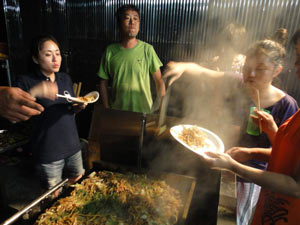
[246,106,270,136]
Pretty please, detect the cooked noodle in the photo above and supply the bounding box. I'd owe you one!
[35,171,182,225]
[77,96,95,102]
[178,126,208,149]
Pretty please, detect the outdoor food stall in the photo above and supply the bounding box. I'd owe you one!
[3,0,300,225]
[1,102,224,225]
[2,161,196,225]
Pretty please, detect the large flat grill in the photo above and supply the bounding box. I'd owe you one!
[2,160,196,225]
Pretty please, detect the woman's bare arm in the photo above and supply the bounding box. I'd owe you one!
[204,152,300,198]
[163,61,225,86]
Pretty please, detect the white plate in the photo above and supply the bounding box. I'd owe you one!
[56,91,99,104]
[79,91,99,104]
[170,125,224,157]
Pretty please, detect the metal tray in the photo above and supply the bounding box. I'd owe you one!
[2,160,196,225]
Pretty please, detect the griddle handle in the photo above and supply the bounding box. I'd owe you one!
[1,179,68,225]
[138,113,146,171]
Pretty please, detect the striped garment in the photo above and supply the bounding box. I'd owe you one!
[236,182,261,225]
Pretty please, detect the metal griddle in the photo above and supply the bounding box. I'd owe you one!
[2,161,196,225]
[1,179,68,225]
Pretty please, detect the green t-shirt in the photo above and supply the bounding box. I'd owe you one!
[97,40,163,113]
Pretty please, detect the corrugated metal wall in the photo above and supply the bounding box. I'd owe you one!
[205,0,300,100]
[3,0,300,100]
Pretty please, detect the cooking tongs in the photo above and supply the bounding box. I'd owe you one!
[1,179,68,225]
[150,78,172,136]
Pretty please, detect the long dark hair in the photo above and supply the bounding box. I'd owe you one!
[28,34,60,72]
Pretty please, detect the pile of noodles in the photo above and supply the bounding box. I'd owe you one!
[178,126,208,149]
[35,171,182,225]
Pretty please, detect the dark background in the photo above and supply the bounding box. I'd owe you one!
[2,0,300,138]
[1,1,300,224]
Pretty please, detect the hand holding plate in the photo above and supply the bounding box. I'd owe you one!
[203,151,235,171]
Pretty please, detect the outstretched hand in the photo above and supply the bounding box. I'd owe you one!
[29,81,58,100]
[163,61,188,86]
[202,151,234,171]
[164,61,224,86]
[0,86,44,122]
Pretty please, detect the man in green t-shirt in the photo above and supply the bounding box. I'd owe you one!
[97,4,165,114]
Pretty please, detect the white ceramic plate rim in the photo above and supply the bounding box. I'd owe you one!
[82,91,99,103]
[170,124,225,157]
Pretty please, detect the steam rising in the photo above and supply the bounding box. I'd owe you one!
[144,20,294,223]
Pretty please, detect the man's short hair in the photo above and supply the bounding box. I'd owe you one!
[115,4,140,27]
[291,29,300,45]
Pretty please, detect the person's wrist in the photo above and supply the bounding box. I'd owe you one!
[266,129,277,140]
[229,156,240,173]
[29,89,37,98]
[247,148,255,158]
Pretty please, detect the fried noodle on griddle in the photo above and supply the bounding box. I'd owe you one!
[35,171,182,225]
